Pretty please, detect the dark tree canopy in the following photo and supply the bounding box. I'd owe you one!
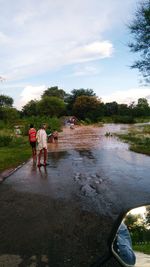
[145,206,150,226]
[66,88,95,114]
[22,100,38,116]
[73,95,101,121]
[42,86,67,100]
[38,96,66,117]
[0,94,13,107]
[128,0,150,83]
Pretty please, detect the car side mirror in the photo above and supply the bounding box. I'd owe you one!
[112,205,150,267]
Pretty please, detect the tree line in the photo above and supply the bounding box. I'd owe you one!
[0,86,150,124]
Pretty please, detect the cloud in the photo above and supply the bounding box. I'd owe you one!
[0,0,134,81]
[71,64,100,77]
[0,32,11,44]
[101,87,150,104]
[16,85,46,109]
[67,41,113,64]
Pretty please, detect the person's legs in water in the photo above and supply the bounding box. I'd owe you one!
[43,148,48,166]
[37,149,43,167]
[32,146,36,162]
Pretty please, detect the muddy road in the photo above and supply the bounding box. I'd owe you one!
[0,124,149,267]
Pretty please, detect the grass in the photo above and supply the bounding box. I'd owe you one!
[0,136,31,173]
[116,125,150,156]
[133,243,150,255]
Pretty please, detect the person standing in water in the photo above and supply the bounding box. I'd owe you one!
[28,124,37,162]
[36,124,48,167]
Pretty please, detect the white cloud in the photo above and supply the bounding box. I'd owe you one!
[72,64,100,77]
[16,85,46,109]
[66,41,113,64]
[0,32,11,44]
[101,87,150,104]
[0,0,134,81]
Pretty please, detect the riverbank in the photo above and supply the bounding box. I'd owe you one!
[116,124,150,156]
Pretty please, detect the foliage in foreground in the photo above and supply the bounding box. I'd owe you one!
[0,136,31,172]
[133,243,150,255]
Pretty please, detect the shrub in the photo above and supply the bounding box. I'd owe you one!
[22,116,62,135]
[0,135,13,147]
[112,116,135,124]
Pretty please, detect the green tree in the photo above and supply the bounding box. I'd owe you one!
[145,206,150,226]
[42,86,67,100]
[66,88,95,114]
[137,97,149,108]
[0,94,13,107]
[0,107,19,122]
[104,101,118,116]
[22,100,39,117]
[73,95,102,121]
[118,104,130,116]
[135,97,150,116]
[38,96,66,117]
[128,0,150,83]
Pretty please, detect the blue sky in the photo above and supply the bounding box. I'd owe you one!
[0,0,150,110]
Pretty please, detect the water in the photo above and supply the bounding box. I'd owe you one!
[0,124,149,267]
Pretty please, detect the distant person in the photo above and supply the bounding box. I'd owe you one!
[52,129,58,143]
[28,124,37,161]
[36,124,48,167]
[15,126,21,137]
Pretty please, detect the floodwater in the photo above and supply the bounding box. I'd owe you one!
[0,124,149,267]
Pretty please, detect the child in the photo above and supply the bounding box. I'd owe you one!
[52,129,58,143]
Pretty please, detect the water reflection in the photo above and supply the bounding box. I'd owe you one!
[48,151,69,166]
[78,150,95,160]
[37,165,48,179]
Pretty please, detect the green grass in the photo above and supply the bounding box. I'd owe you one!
[0,136,31,173]
[133,243,150,255]
[116,125,150,156]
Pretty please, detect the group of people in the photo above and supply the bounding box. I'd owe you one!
[28,123,58,167]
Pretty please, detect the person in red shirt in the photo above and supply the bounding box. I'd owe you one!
[28,124,37,161]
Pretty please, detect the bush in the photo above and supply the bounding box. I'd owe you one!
[0,135,13,147]
[0,120,6,129]
[22,116,62,135]
[112,116,135,124]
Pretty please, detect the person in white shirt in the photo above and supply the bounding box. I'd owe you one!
[36,124,48,167]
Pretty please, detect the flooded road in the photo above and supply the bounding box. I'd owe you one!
[0,124,149,267]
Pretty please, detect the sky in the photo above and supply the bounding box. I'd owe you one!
[0,0,150,110]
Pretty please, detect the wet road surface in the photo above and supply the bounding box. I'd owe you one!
[0,124,150,267]
[135,252,150,267]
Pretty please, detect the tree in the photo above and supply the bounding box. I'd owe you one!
[0,107,19,122]
[118,104,130,116]
[38,96,66,117]
[0,94,13,107]
[22,100,39,117]
[66,88,95,114]
[134,97,150,116]
[128,0,150,83]
[145,206,150,226]
[42,86,67,100]
[104,101,118,116]
[137,97,149,108]
[73,95,102,121]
